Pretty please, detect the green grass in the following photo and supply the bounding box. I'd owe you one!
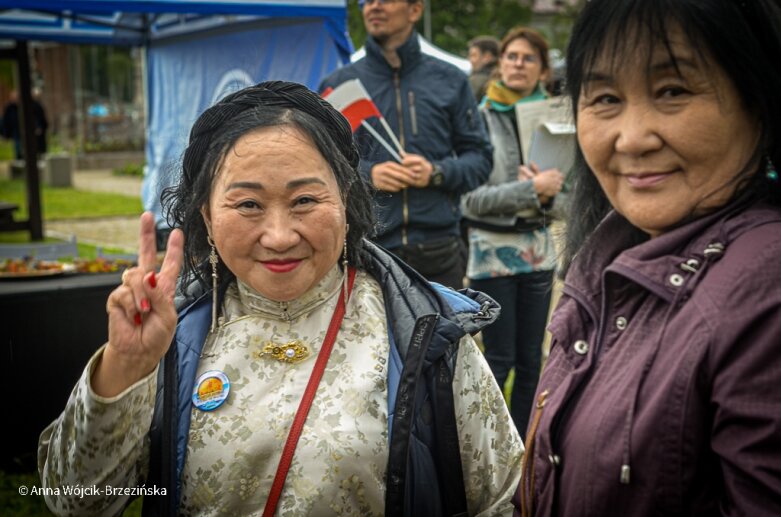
[113,162,145,177]
[0,140,14,161]
[0,178,139,256]
[0,179,142,220]
[504,369,515,403]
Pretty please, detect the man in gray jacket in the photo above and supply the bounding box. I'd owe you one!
[468,35,499,102]
[320,0,492,289]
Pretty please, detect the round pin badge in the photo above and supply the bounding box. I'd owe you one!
[192,370,231,411]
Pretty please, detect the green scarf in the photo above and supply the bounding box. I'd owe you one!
[480,80,548,112]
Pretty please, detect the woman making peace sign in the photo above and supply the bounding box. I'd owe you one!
[38,81,522,516]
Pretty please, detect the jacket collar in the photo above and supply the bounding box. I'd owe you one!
[566,197,781,306]
[365,30,422,75]
[361,239,499,359]
[236,265,342,321]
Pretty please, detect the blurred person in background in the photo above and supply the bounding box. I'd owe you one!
[2,88,48,159]
[468,35,500,102]
[320,0,492,290]
[461,27,564,439]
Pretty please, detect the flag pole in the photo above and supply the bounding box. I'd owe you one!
[378,117,404,156]
[361,121,402,162]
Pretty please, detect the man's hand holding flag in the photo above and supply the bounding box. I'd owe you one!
[322,78,437,192]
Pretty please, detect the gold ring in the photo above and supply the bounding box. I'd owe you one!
[121,269,130,284]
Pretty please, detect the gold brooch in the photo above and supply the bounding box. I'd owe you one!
[253,341,311,363]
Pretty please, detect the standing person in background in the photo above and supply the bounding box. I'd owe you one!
[468,36,500,102]
[461,27,565,439]
[516,0,781,514]
[320,0,492,290]
[31,88,48,156]
[2,89,48,160]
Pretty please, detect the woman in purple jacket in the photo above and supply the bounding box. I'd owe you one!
[516,0,781,515]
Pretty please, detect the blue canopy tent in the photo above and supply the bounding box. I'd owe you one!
[0,0,352,241]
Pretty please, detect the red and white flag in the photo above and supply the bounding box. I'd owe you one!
[322,79,382,132]
[322,79,404,162]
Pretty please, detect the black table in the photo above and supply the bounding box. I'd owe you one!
[1,272,122,471]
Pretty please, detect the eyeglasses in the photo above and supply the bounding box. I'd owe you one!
[503,53,540,66]
[358,0,407,8]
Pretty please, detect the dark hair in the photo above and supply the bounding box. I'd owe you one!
[468,35,500,58]
[499,27,550,73]
[161,80,375,291]
[561,0,781,275]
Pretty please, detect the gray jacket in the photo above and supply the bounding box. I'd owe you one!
[461,107,554,231]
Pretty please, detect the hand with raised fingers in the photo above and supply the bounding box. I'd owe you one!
[92,212,185,397]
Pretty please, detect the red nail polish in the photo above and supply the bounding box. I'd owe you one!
[148,271,157,288]
[134,312,142,326]
[140,299,151,312]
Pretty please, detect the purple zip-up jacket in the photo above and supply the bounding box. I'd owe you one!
[516,198,781,516]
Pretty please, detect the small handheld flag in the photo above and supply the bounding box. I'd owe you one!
[322,79,404,162]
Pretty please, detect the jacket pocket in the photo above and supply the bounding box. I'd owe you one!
[408,90,418,136]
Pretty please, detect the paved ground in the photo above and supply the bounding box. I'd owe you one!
[44,170,143,253]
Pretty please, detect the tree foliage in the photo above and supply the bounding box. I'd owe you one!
[544,0,587,51]
[347,0,534,56]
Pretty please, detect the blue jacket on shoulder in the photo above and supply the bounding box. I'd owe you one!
[319,33,492,250]
[142,241,500,516]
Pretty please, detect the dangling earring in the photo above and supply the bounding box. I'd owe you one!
[342,224,350,306]
[766,157,779,183]
[208,235,219,332]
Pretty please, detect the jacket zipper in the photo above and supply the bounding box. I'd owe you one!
[394,70,409,246]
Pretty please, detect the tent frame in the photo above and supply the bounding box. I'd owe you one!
[0,1,350,241]
[0,41,43,239]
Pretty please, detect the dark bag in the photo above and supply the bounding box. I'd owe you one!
[462,214,550,234]
[395,235,461,277]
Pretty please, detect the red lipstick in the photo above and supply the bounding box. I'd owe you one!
[261,260,301,273]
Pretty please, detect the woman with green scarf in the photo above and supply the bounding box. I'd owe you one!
[461,27,564,439]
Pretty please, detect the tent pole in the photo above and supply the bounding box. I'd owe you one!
[423,0,432,41]
[16,40,44,241]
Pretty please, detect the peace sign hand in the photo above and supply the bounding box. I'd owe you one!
[92,212,184,398]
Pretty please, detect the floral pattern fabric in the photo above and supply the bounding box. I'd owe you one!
[38,266,522,516]
[467,226,557,280]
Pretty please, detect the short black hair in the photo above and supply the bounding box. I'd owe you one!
[162,81,375,291]
[561,0,781,275]
[468,36,500,58]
